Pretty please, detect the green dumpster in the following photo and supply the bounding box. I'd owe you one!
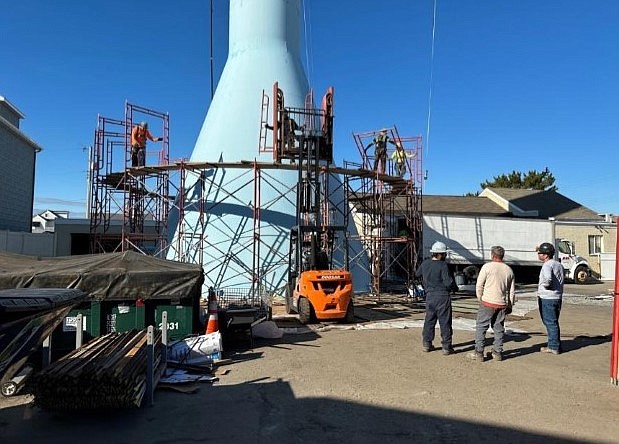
[52,301,103,359]
[154,304,194,340]
[105,302,145,333]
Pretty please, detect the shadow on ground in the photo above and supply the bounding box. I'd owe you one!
[0,379,596,444]
[451,331,611,362]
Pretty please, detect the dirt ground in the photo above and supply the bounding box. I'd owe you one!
[1,281,618,444]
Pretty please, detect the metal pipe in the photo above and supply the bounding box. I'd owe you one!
[611,227,619,384]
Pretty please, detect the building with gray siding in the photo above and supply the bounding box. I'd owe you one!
[0,96,42,232]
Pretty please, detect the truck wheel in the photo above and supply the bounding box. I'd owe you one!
[574,266,588,284]
[343,299,355,324]
[298,297,312,324]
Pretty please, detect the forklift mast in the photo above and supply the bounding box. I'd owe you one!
[278,87,348,287]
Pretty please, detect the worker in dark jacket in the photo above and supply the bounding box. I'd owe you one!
[365,129,396,172]
[415,241,458,355]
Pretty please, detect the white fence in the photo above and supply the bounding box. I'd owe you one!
[599,253,616,281]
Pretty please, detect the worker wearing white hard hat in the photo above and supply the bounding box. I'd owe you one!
[415,240,458,355]
[429,241,447,253]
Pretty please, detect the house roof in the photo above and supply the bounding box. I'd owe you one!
[0,96,25,119]
[0,115,42,152]
[33,210,64,221]
[352,187,610,222]
[483,187,604,220]
[32,214,54,222]
[422,195,511,216]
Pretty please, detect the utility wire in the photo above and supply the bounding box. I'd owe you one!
[302,0,313,91]
[425,0,438,158]
[210,0,214,102]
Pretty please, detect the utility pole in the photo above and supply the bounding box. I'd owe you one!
[84,146,93,216]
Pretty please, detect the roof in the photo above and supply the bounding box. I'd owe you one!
[374,190,609,222]
[0,114,42,152]
[483,187,604,220]
[422,195,511,216]
[0,96,25,119]
[34,210,69,221]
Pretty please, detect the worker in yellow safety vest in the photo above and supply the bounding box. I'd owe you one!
[390,142,416,177]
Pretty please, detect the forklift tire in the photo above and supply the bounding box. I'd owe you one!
[343,299,355,324]
[285,293,294,314]
[298,297,312,324]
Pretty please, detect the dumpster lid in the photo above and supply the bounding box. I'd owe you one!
[0,288,88,313]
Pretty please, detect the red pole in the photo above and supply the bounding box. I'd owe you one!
[611,227,619,384]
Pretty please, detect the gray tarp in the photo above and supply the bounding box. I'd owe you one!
[0,251,204,302]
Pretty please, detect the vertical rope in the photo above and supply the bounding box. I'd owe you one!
[425,0,437,158]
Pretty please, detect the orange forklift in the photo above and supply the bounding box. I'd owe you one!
[285,225,354,324]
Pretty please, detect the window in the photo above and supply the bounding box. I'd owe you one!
[588,235,602,255]
[557,240,571,254]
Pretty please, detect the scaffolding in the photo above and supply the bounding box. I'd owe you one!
[88,94,422,300]
[345,127,423,297]
[89,102,170,257]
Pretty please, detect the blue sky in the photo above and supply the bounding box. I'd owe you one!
[2,0,618,216]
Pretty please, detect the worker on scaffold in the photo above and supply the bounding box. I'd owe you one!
[365,129,396,173]
[390,141,416,178]
[131,121,163,167]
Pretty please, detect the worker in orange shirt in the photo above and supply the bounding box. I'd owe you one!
[131,121,162,167]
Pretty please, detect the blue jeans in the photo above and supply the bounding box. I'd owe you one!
[538,297,562,351]
[422,294,452,348]
[475,304,506,353]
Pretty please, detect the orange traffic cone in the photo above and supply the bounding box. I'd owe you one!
[205,287,219,334]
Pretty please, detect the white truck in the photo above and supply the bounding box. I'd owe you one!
[422,215,591,284]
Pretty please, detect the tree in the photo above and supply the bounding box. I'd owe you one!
[478,167,557,192]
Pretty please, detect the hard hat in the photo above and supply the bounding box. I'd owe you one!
[430,241,447,253]
[140,121,148,129]
[536,242,555,255]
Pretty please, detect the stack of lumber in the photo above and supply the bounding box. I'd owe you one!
[33,329,162,410]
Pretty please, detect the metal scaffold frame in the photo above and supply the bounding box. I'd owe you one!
[165,160,299,293]
[88,95,423,301]
[345,127,424,298]
[89,102,170,257]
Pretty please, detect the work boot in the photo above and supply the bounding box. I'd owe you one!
[467,351,484,362]
[491,350,503,361]
[442,346,455,356]
[422,342,435,352]
[540,347,560,355]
